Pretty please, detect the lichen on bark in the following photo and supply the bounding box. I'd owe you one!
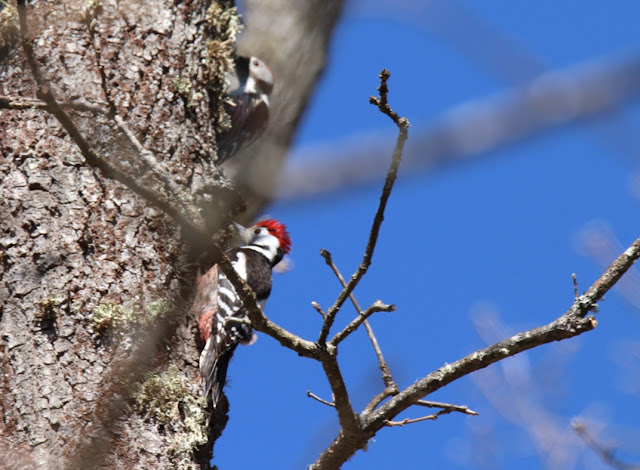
[0,1,240,468]
[0,0,341,467]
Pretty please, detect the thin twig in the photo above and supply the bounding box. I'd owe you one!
[415,400,478,416]
[330,300,395,346]
[311,234,640,469]
[362,321,396,388]
[317,69,409,344]
[83,4,116,115]
[307,390,335,408]
[311,301,326,318]
[573,421,640,470]
[320,249,396,388]
[112,114,196,209]
[368,237,640,427]
[369,69,403,126]
[573,273,579,300]
[384,411,448,427]
[362,387,396,415]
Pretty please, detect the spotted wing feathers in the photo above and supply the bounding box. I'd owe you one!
[196,260,255,408]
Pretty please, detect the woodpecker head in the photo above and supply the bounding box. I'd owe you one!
[235,219,291,266]
[232,56,274,100]
[240,56,274,99]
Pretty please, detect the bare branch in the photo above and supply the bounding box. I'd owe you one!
[330,300,395,346]
[362,321,396,389]
[367,318,597,429]
[369,69,406,126]
[311,234,640,469]
[362,387,396,416]
[369,239,640,425]
[384,412,447,427]
[320,248,397,389]
[307,390,335,408]
[321,356,362,437]
[383,398,480,426]
[82,4,117,115]
[317,70,409,344]
[573,420,640,470]
[415,400,478,416]
[311,301,326,318]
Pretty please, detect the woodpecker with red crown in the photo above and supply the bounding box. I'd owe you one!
[216,56,274,164]
[194,219,291,410]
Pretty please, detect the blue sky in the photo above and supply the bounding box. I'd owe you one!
[216,2,640,468]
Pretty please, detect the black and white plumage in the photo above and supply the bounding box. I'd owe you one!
[195,219,291,410]
[216,56,274,164]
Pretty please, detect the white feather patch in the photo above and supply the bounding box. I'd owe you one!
[233,252,248,280]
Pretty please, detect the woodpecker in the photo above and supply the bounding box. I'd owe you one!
[195,219,292,409]
[216,56,274,164]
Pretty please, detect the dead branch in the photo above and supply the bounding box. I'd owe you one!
[330,300,395,346]
[319,248,397,390]
[307,391,335,408]
[317,69,410,344]
[415,400,478,416]
[573,420,640,470]
[311,301,327,318]
[384,412,447,427]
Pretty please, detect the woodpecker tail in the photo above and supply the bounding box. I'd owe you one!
[201,335,239,409]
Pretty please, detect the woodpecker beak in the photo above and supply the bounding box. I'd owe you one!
[232,221,252,245]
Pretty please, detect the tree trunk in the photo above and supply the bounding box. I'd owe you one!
[0,0,342,468]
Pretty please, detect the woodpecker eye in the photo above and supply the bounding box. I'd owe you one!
[253,228,261,235]
[252,59,259,67]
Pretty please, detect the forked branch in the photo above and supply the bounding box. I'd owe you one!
[317,69,410,344]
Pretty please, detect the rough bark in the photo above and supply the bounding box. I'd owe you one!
[0,0,342,468]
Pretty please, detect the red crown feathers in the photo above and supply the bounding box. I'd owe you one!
[257,219,292,255]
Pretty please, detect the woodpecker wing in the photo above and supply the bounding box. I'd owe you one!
[196,251,256,407]
[217,95,270,164]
